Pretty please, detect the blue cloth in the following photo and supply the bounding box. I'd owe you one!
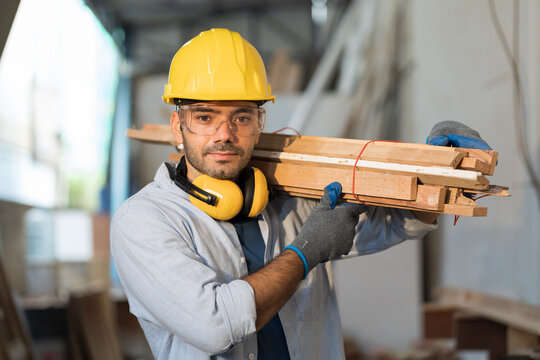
[230,217,291,360]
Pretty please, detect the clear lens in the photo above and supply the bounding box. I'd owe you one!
[180,104,265,136]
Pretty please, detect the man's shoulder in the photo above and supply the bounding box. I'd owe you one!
[111,183,159,221]
[112,180,188,223]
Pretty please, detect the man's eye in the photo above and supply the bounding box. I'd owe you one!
[196,115,211,122]
[235,116,255,125]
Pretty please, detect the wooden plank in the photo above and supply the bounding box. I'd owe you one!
[507,327,540,350]
[435,287,540,336]
[462,185,510,197]
[256,133,469,167]
[355,171,417,200]
[464,149,498,176]
[251,160,417,200]
[274,184,446,212]
[443,204,487,216]
[0,258,34,360]
[455,194,477,206]
[447,188,460,204]
[455,314,507,360]
[359,145,466,167]
[126,126,176,146]
[170,153,182,162]
[68,288,123,360]
[250,152,490,190]
[142,123,169,132]
[257,133,439,155]
[460,157,491,174]
[423,303,458,339]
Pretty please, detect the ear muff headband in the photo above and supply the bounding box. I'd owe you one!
[171,157,269,220]
[173,157,217,205]
[238,167,255,218]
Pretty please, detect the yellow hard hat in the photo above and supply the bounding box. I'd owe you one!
[163,28,275,104]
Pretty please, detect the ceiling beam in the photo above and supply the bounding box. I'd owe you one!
[107,0,311,27]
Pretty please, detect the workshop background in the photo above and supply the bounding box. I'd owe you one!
[0,0,539,359]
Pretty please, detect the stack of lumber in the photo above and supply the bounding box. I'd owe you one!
[127,124,509,216]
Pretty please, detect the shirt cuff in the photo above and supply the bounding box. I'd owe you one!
[215,279,257,344]
[400,209,438,238]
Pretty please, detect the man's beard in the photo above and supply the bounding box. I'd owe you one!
[183,140,251,180]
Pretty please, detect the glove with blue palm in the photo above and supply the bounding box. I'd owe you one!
[427,121,492,150]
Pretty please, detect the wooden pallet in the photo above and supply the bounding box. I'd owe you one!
[127,124,509,216]
[425,287,540,358]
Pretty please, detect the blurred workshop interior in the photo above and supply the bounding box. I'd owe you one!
[0,0,539,359]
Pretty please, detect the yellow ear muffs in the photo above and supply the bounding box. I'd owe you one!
[190,175,244,221]
[242,167,269,218]
[170,158,269,221]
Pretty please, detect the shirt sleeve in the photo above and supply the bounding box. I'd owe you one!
[345,206,438,257]
[110,201,257,355]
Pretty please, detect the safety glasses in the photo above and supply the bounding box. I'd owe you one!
[178,104,266,137]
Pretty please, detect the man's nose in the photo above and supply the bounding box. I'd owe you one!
[212,119,236,142]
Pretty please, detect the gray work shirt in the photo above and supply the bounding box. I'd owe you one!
[111,163,437,360]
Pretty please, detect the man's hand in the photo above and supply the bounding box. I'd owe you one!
[427,120,492,150]
[284,182,367,279]
[416,120,493,224]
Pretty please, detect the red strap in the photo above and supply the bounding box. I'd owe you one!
[271,127,301,136]
[352,140,402,203]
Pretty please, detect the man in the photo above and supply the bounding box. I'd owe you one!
[111,28,492,359]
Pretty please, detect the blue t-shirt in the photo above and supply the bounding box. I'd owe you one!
[230,217,291,360]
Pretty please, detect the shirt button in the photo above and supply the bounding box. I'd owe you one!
[248,354,255,360]
[240,257,246,264]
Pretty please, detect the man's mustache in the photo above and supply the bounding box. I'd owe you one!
[202,143,245,156]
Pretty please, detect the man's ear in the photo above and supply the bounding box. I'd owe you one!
[170,111,183,145]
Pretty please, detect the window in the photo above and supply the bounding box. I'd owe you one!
[0,0,120,210]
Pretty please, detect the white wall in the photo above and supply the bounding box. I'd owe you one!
[404,0,540,304]
[334,241,422,351]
